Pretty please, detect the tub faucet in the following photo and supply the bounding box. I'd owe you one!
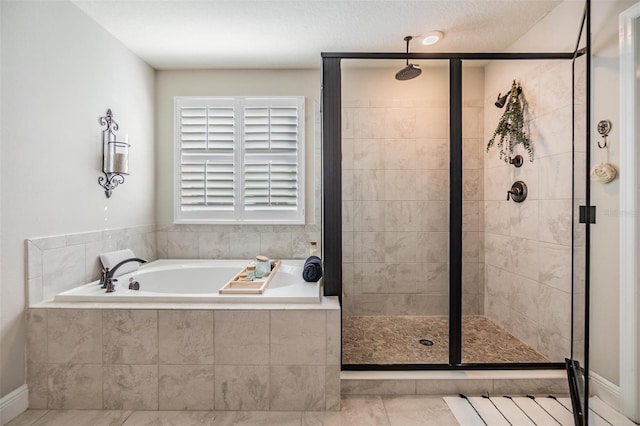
[102,258,147,292]
[105,257,147,281]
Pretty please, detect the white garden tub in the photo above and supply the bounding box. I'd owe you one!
[54,259,321,303]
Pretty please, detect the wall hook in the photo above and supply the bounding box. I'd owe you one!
[597,119,611,149]
[509,155,524,168]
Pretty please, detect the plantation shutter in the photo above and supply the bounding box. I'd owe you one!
[174,96,304,223]
[243,98,301,219]
[176,98,236,220]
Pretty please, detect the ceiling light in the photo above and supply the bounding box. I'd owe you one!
[422,31,444,46]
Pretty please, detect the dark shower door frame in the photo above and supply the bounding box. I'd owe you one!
[321,50,589,375]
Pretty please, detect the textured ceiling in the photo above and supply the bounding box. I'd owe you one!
[72,0,567,69]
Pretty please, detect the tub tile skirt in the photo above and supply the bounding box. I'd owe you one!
[26,306,341,412]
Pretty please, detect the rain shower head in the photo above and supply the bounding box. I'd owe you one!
[395,63,422,80]
[395,36,422,81]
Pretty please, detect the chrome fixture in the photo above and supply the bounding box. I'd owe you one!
[98,109,130,198]
[395,36,422,81]
[101,257,147,293]
[506,181,528,203]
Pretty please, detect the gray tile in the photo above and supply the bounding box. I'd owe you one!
[271,311,326,365]
[198,232,230,259]
[103,310,158,364]
[260,232,292,258]
[167,232,199,258]
[228,232,261,258]
[493,378,569,395]
[123,411,215,426]
[325,365,341,411]
[214,311,269,365]
[415,379,493,396]
[66,231,102,246]
[48,364,103,409]
[48,309,102,364]
[214,365,269,410]
[31,410,131,426]
[27,363,48,409]
[5,409,48,426]
[42,245,86,300]
[212,411,301,426]
[159,365,214,410]
[28,277,44,306]
[27,241,42,280]
[270,365,325,411]
[302,396,390,426]
[103,364,158,410]
[31,236,66,250]
[26,310,47,364]
[383,396,459,426]
[326,311,341,366]
[159,310,214,365]
[341,380,416,396]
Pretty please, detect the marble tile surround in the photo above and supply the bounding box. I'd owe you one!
[342,98,484,317]
[27,225,157,306]
[483,60,582,362]
[26,304,341,412]
[26,224,320,306]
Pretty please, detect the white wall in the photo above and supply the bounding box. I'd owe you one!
[588,0,636,388]
[0,0,155,399]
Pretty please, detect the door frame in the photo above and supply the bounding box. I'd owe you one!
[618,2,640,422]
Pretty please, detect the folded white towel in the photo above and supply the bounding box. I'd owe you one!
[99,249,140,277]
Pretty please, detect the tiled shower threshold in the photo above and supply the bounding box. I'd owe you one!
[340,369,570,396]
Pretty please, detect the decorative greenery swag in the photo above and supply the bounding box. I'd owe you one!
[486,80,534,163]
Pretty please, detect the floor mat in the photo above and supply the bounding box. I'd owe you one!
[444,395,635,426]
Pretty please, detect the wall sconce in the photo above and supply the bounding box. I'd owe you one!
[98,109,129,198]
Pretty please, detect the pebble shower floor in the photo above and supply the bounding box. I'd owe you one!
[342,315,548,365]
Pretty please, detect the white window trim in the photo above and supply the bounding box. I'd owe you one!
[173,96,305,225]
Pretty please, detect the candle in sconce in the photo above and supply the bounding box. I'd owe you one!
[113,152,128,174]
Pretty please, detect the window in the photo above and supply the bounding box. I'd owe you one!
[174,96,305,224]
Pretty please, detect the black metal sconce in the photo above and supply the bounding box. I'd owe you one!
[98,109,130,198]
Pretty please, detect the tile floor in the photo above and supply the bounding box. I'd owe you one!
[343,315,548,364]
[7,396,459,426]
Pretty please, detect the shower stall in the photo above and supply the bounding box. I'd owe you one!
[320,2,591,422]
[330,57,586,366]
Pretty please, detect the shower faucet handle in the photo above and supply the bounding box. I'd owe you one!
[507,181,528,203]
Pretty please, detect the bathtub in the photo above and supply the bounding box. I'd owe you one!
[54,259,321,303]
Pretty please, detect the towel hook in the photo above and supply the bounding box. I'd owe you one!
[597,119,612,149]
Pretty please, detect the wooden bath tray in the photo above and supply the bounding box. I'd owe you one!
[219,259,281,294]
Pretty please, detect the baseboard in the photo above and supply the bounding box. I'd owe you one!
[0,384,28,426]
[590,372,620,411]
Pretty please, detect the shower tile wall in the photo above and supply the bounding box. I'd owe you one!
[483,60,586,361]
[342,89,484,316]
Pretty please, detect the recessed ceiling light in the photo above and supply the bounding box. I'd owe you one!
[422,31,444,46]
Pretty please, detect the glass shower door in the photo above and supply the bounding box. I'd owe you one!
[340,60,451,366]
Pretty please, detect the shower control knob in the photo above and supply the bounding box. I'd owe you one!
[507,181,527,203]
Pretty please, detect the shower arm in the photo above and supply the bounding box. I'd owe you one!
[404,36,412,65]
